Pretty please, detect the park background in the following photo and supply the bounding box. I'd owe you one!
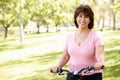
[0,0,120,80]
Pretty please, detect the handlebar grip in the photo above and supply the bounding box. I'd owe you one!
[57,68,63,75]
[50,68,59,73]
[86,65,104,71]
[50,68,62,75]
[84,65,105,73]
[101,65,105,69]
[84,66,94,73]
[87,66,94,70]
[50,69,53,73]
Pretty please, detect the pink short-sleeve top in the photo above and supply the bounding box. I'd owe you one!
[64,30,104,76]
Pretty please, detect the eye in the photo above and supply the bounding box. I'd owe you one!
[85,16,89,18]
[79,15,82,18]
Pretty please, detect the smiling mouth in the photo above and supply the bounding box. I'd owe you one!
[80,22,86,25]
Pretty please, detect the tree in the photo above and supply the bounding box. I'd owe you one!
[30,0,43,33]
[0,0,17,39]
[115,2,120,13]
[110,0,120,30]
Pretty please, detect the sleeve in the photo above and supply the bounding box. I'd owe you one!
[94,32,104,46]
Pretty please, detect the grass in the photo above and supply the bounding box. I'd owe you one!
[102,31,120,80]
[0,30,120,80]
[0,32,69,52]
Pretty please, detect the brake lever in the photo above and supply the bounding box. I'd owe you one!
[57,68,63,75]
[84,65,105,73]
[84,66,94,73]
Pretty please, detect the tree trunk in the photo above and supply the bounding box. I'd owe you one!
[20,25,24,43]
[56,24,60,32]
[46,26,49,32]
[36,22,40,34]
[109,16,111,28]
[3,19,14,39]
[113,12,116,30]
[4,27,8,39]
[101,18,105,31]
[58,26,60,32]
[56,26,58,32]
[23,23,26,29]
[56,24,59,32]
[97,20,100,27]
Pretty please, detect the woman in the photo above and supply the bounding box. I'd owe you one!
[51,4,105,80]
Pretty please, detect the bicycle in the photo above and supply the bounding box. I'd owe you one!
[50,65,104,80]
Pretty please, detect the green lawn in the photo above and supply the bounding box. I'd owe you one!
[0,30,120,80]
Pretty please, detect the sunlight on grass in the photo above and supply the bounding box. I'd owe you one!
[0,31,69,52]
[0,50,63,80]
[0,30,120,80]
[0,32,66,64]
[102,31,120,80]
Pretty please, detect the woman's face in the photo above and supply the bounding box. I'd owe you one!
[76,12,90,29]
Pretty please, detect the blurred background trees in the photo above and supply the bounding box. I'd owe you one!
[0,0,120,39]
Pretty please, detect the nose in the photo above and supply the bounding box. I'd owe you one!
[81,17,85,21]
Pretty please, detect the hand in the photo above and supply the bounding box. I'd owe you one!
[94,63,104,70]
[50,66,59,73]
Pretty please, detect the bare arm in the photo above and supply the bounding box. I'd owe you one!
[94,45,105,70]
[57,48,70,68]
[51,48,70,73]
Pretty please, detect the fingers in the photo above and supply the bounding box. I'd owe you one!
[51,66,59,73]
[94,63,104,70]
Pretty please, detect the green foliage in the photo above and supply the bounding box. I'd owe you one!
[115,2,120,13]
[0,0,120,38]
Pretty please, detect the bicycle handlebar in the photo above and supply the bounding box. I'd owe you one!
[51,66,94,75]
[50,65,104,75]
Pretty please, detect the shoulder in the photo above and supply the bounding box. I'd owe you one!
[65,32,74,42]
[91,30,102,37]
[66,32,74,38]
[91,30,104,45]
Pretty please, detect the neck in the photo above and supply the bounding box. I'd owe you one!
[78,28,90,33]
